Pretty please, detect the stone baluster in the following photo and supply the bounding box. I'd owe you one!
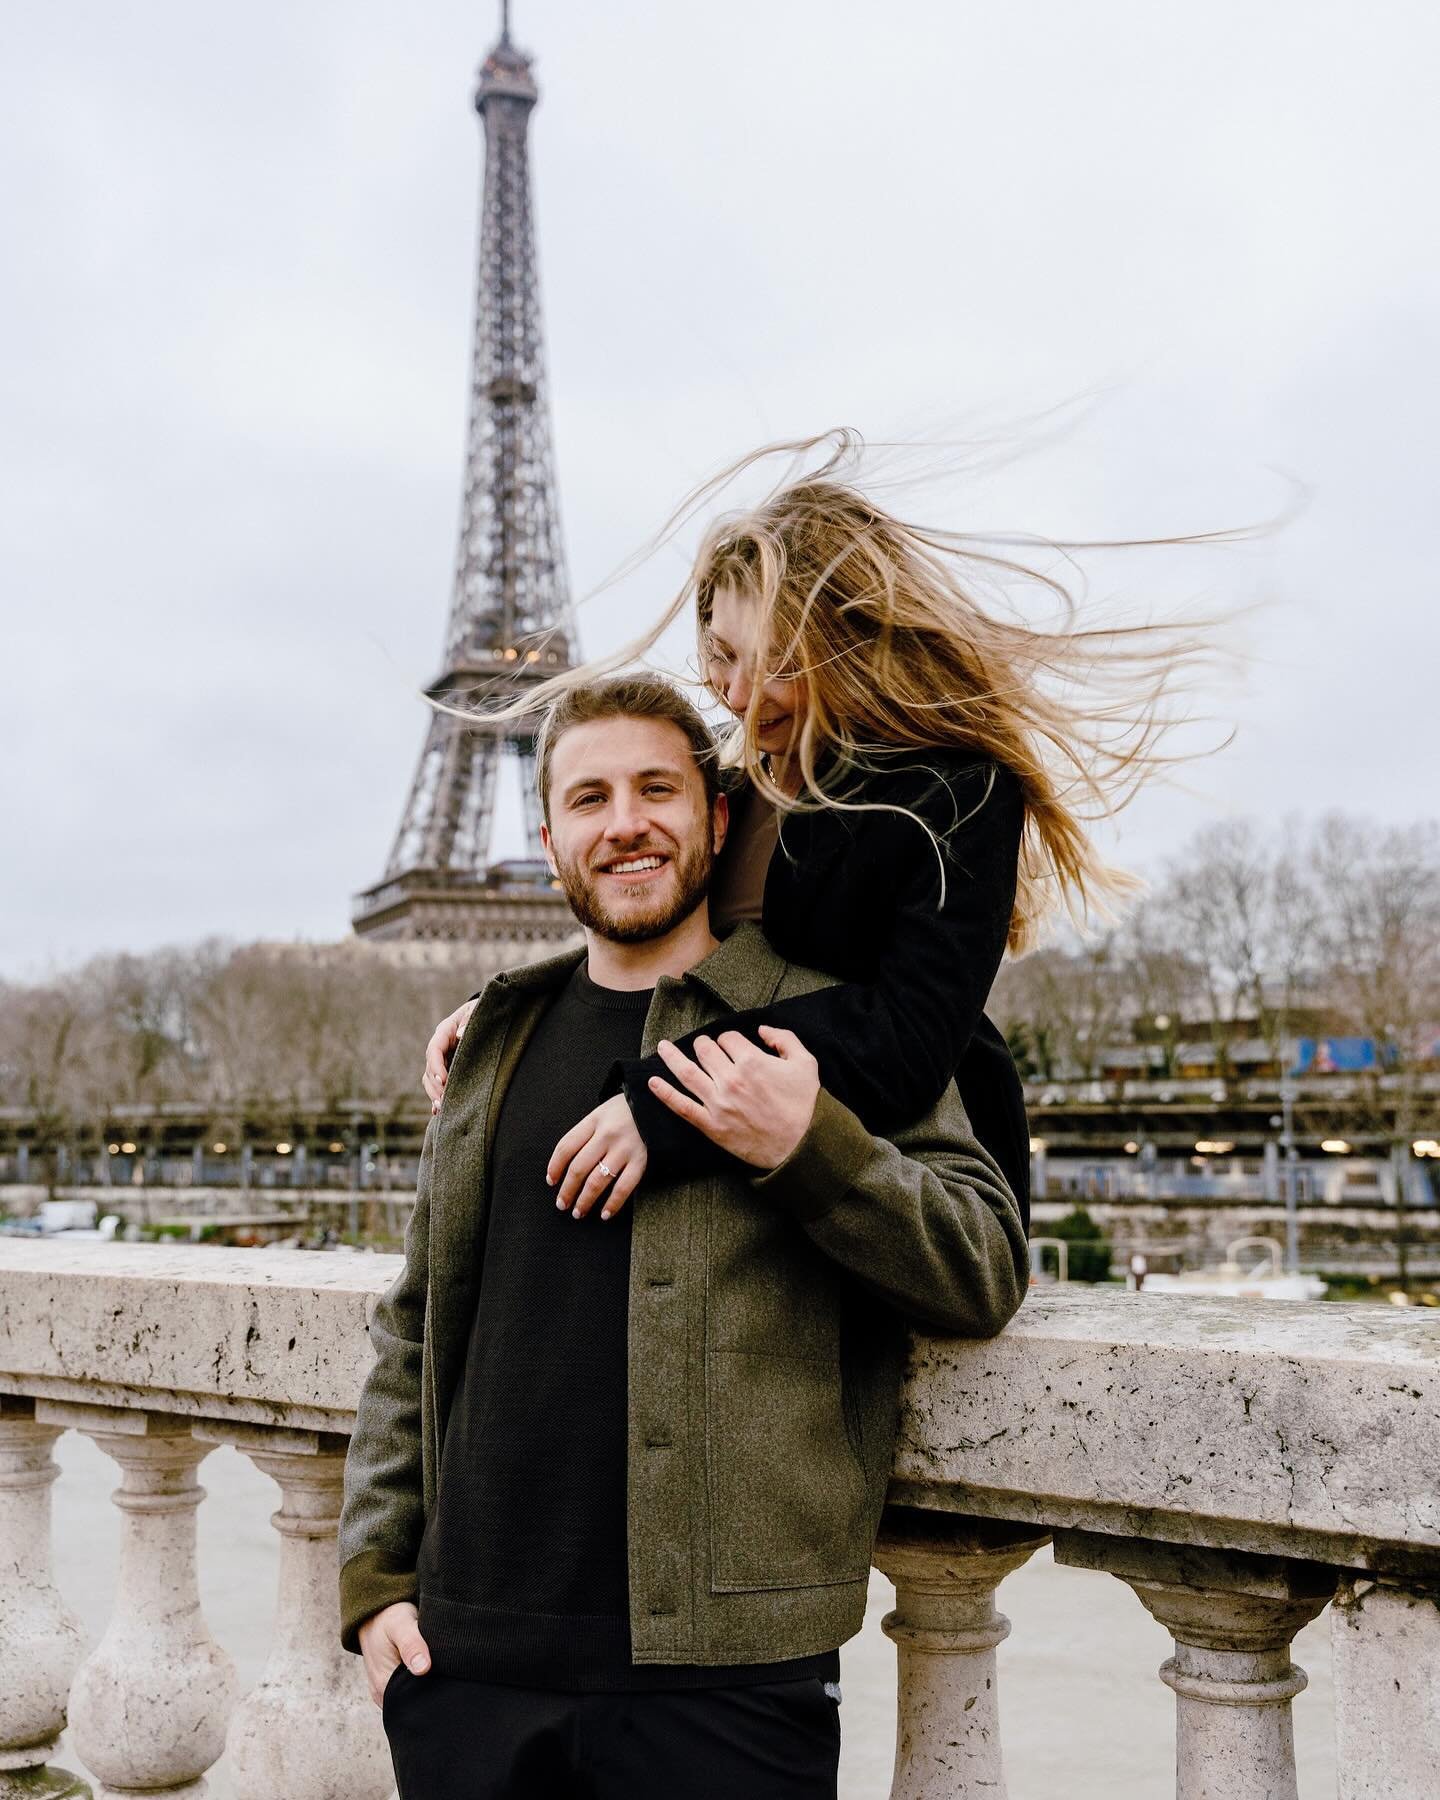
[193,1421,392,1800]
[872,1507,1049,1800]
[0,1399,90,1800]
[1054,1530,1335,1800]
[1331,1572,1440,1798]
[36,1403,238,1800]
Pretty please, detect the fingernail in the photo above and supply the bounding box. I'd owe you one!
[600,1208,611,1220]
[555,1196,567,1209]
[411,1656,428,1673]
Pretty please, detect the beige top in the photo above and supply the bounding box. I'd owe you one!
[710,783,781,931]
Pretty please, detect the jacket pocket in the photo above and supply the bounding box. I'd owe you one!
[706,1348,872,1593]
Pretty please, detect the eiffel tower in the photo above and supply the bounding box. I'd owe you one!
[354,4,580,947]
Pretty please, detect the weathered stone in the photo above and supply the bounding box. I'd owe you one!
[0,1401,90,1800]
[1331,1574,1440,1798]
[0,1241,397,1432]
[0,1769,91,1799]
[1055,1533,1335,1800]
[3,1242,1438,1799]
[192,1425,392,1800]
[63,1415,238,1800]
[892,1286,1440,1579]
[873,1508,1048,1800]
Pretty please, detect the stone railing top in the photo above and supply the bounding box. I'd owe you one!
[2,1243,1437,1577]
[895,1287,1440,1579]
[0,1239,400,1432]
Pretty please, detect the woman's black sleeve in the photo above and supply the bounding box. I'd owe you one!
[614,758,1024,1178]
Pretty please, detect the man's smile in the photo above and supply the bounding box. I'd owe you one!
[595,852,671,885]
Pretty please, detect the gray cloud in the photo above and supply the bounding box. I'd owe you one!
[3,0,1436,977]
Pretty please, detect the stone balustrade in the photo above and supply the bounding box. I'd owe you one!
[0,1239,1436,1799]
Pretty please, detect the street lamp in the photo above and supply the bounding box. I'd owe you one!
[1279,1073,1300,1275]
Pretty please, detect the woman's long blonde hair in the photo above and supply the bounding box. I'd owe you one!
[446,428,1259,956]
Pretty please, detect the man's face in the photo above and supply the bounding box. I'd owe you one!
[541,715,727,944]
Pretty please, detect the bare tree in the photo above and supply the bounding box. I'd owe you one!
[1153,817,1322,1082]
[1309,814,1440,1287]
[0,981,83,1190]
[991,931,1129,1084]
[1113,900,1205,1076]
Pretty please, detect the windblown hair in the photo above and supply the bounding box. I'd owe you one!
[445,429,1256,956]
[536,673,718,821]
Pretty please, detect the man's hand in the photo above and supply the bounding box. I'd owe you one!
[648,1025,819,1169]
[358,1601,431,1708]
[547,1094,648,1220]
[423,998,479,1111]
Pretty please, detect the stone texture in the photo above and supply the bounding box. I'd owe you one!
[873,1509,1048,1800]
[63,1416,238,1800]
[1331,1574,1440,1798]
[1055,1534,1336,1800]
[893,1286,1440,1576]
[192,1425,392,1800]
[0,1402,90,1800]
[0,1243,399,1431]
[3,1243,1432,1799]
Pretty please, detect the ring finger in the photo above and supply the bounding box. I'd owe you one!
[569,1151,625,1220]
[556,1136,614,1210]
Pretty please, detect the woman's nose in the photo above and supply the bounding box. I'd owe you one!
[724,667,752,713]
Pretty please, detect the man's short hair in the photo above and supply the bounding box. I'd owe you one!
[536,675,720,821]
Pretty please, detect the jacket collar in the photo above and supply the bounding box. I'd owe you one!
[490,942,588,996]
[671,920,787,1013]
[489,919,786,1014]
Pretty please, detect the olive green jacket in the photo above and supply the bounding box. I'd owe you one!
[338,922,1028,1665]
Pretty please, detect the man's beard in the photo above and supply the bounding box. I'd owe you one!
[554,837,714,944]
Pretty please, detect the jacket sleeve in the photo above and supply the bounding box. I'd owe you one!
[617,756,1024,1178]
[751,1083,1029,1337]
[337,1120,434,1654]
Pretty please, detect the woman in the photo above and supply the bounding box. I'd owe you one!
[423,430,1227,1227]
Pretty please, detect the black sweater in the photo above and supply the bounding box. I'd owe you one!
[416,963,838,1691]
[619,751,1032,1230]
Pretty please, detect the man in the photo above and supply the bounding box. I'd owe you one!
[338,674,1028,1799]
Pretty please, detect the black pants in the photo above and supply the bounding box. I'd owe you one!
[382,1665,842,1800]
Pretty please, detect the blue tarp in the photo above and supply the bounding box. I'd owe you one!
[1289,1036,1383,1075]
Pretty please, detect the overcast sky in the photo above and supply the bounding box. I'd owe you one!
[3,0,1435,981]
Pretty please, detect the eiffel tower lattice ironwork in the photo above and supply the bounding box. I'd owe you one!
[354,5,579,945]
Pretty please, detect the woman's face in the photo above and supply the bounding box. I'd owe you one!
[703,586,805,756]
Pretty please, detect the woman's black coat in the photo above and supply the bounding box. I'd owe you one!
[618,750,1032,1232]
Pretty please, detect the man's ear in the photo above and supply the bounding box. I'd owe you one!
[711,791,730,858]
[539,822,559,878]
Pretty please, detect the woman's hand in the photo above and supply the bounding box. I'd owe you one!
[648,1025,819,1168]
[423,998,479,1111]
[547,1094,648,1220]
